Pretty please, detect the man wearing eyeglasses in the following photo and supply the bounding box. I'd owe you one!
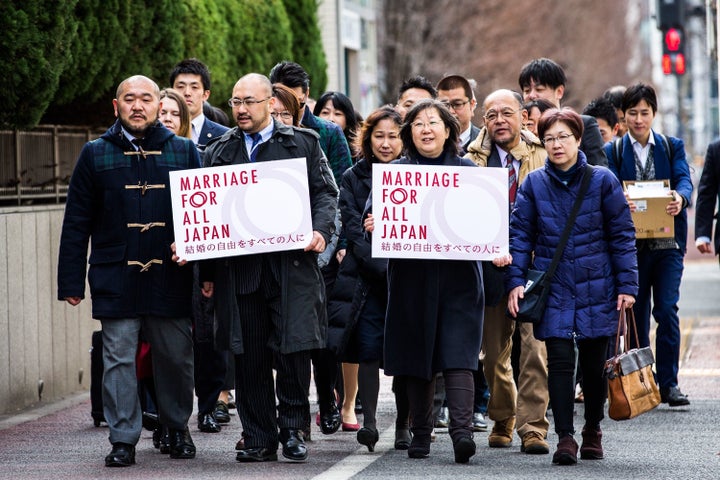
[465,89,550,455]
[269,61,353,439]
[437,75,480,155]
[202,73,339,463]
[518,58,608,167]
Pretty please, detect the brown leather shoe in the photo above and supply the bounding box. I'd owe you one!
[580,426,604,459]
[521,431,549,454]
[552,435,578,465]
[488,416,515,448]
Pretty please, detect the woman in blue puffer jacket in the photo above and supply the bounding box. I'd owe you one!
[505,108,638,466]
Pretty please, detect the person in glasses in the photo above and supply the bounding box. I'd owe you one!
[364,99,483,464]
[270,61,353,439]
[436,75,479,155]
[518,58,608,167]
[464,89,550,455]
[506,107,637,465]
[201,73,338,463]
[433,74,488,433]
[271,83,302,127]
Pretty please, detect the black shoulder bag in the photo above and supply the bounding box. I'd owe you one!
[515,164,593,323]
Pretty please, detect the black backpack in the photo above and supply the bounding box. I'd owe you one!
[611,134,674,171]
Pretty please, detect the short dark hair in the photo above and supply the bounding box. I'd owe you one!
[602,85,626,110]
[400,99,460,159]
[169,58,212,91]
[203,102,230,127]
[269,61,310,93]
[537,107,584,143]
[518,58,567,90]
[523,98,555,114]
[398,76,437,101]
[582,97,618,127]
[313,91,360,139]
[621,82,657,114]
[356,106,402,163]
[436,74,474,101]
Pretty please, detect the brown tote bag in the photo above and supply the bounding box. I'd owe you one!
[604,307,661,420]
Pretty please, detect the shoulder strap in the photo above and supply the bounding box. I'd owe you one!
[613,137,623,171]
[660,134,675,162]
[544,164,593,281]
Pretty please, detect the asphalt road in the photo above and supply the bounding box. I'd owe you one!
[1,259,719,479]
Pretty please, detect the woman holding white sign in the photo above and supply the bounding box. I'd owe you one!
[364,99,483,464]
[327,106,404,452]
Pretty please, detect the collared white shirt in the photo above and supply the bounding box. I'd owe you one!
[244,121,274,159]
[121,127,141,149]
[496,145,520,174]
[459,125,472,148]
[628,131,655,169]
[191,113,206,145]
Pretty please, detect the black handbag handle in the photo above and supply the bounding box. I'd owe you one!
[540,164,594,286]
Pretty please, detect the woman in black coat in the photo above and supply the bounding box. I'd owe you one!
[327,106,404,451]
[364,99,484,463]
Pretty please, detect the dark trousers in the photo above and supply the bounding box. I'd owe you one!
[234,273,312,450]
[634,248,684,389]
[193,339,227,415]
[546,337,609,437]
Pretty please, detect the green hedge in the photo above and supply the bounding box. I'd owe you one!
[0,0,327,128]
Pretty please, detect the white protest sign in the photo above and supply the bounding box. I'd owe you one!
[371,163,508,260]
[169,158,312,261]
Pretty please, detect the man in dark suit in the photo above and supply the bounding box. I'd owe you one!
[170,58,231,434]
[436,75,480,155]
[518,58,608,167]
[202,73,339,463]
[695,138,720,263]
[170,58,229,154]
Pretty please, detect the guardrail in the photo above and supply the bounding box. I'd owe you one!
[0,125,104,206]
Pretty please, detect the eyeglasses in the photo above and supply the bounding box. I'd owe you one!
[483,108,518,122]
[441,100,469,111]
[271,111,293,120]
[542,133,575,145]
[411,120,442,130]
[227,97,271,108]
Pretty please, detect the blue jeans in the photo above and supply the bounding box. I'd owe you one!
[634,247,684,389]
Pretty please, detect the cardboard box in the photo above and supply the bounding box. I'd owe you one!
[623,180,674,239]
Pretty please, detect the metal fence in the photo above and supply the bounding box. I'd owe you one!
[0,125,104,206]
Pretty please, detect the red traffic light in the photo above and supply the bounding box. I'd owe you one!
[662,54,672,75]
[675,53,686,75]
[665,28,682,52]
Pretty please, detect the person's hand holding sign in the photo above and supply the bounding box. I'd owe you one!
[305,231,327,253]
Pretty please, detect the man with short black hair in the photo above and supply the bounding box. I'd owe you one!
[436,75,480,154]
[583,96,619,144]
[395,75,437,120]
[518,58,608,167]
[58,75,199,467]
[170,58,229,151]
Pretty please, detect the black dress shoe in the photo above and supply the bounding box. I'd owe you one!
[105,442,136,467]
[319,400,341,435]
[408,434,431,459]
[453,436,476,464]
[280,429,308,461]
[169,428,196,459]
[198,413,222,433]
[661,386,690,406]
[214,401,231,423]
[142,412,160,432]
[235,447,278,462]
